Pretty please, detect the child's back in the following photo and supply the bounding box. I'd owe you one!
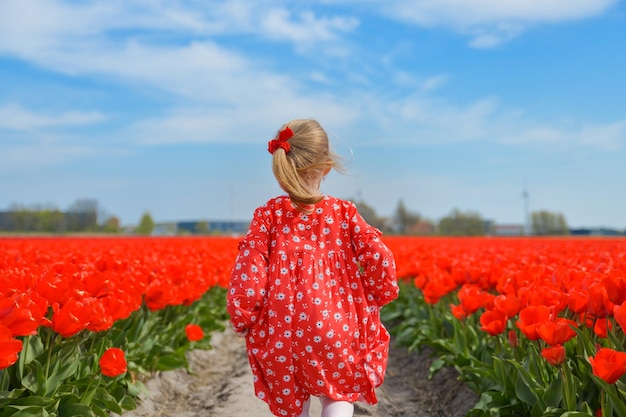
[227,119,398,417]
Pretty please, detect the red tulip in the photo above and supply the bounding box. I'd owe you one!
[458,284,494,315]
[567,288,588,314]
[604,269,626,306]
[145,282,172,311]
[36,265,79,306]
[450,303,467,320]
[613,301,626,331]
[528,285,568,315]
[51,298,88,338]
[82,298,114,333]
[587,282,613,319]
[480,310,507,336]
[589,348,626,384]
[542,344,566,366]
[422,274,456,305]
[0,324,23,370]
[99,347,127,377]
[102,290,142,322]
[493,294,521,318]
[537,318,577,346]
[0,293,45,337]
[185,324,204,342]
[593,317,611,339]
[516,305,551,341]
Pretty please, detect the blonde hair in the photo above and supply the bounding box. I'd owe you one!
[271,119,344,211]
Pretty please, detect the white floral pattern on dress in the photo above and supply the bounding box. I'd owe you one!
[227,195,398,417]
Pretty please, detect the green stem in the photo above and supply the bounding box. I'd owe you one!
[88,332,97,353]
[16,335,31,381]
[600,390,606,417]
[43,329,54,381]
[0,369,7,391]
[80,374,101,406]
[22,335,30,364]
[605,383,626,416]
[561,361,575,410]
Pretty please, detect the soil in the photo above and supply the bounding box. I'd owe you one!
[118,327,478,417]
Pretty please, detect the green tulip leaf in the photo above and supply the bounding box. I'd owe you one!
[156,353,188,371]
[45,359,79,396]
[58,402,95,417]
[20,360,45,395]
[2,408,50,417]
[93,386,123,414]
[542,373,563,408]
[17,336,45,380]
[515,373,539,406]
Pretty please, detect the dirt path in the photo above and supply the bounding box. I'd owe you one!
[119,327,478,417]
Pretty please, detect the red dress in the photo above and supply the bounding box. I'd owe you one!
[227,195,398,417]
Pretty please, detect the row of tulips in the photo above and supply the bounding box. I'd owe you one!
[0,237,238,417]
[3,236,626,416]
[381,237,626,417]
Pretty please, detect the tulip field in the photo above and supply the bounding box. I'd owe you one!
[0,237,237,417]
[381,236,626,417]
[1,236,626,417]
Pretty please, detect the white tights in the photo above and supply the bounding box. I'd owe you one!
[296,396,354,417]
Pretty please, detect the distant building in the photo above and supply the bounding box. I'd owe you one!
[152,222,178,236]
[406,220,436,236]
[153,220,250,236]
[570,228,625,236]
[492,224,525,236]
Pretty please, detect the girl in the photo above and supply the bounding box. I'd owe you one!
[227,119,398,417]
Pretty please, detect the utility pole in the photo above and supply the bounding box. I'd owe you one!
[230,182,234,224]
[522,183,530,235]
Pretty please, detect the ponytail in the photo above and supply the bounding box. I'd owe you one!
[269,119,344,211]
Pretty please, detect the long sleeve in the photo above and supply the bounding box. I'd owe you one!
[350,207,398,307]
[227,208,270,334]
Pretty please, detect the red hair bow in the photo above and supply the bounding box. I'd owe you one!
[268,127,294,154]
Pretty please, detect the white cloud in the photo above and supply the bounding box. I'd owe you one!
[0,143,95,172]
[335,92,626,153]
[0,0,622,156]
[0,104,105,130]
[388,0,616,25]
[379,0,618,47]
[0,1,358,58]
[420,74,449,91]
[349,94,500,145]
[467,23,525,48]
[259,8,358,48]
[0,1,359,105]
[501,120,626,151]
[126,98,360,145]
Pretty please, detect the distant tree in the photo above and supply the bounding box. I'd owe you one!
[195,220,210,235]
[3,203,65,232]
[352,199,392,234]
[68,199,98,213]
[408,220,437,236]
[40,208,66,233]
[438,208,487,236]
[393,199,423,235]
[102,216,121,233]
[136,212,155,235]
[531,210,569,235]
[67,198,98,231]
[1,200,120,233]
[10,207,34,231]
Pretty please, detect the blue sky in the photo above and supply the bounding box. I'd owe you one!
[1,0,625,229]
